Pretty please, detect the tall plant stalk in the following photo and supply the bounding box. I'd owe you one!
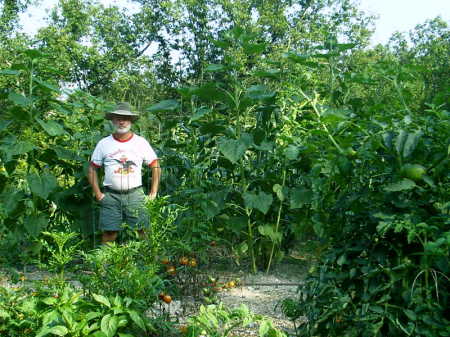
[266,168,286,274]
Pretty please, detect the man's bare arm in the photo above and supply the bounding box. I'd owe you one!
[87,164,104,201]
[149,160,161,200]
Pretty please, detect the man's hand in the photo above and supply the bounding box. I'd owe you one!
[96,192,105,202]
[148,192,157,201]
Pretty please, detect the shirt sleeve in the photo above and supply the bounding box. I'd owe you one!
[90,141,104,168]
[142,139,158,167]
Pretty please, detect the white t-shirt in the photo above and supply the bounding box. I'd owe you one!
[90,133,158,191]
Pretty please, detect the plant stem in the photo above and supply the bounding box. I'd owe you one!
[266,168,286,274]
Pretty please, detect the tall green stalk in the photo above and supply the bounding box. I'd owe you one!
[266,168,286,274]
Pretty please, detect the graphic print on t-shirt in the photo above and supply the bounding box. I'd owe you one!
[113,155,136,175]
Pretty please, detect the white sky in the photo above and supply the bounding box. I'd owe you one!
[18,0,450,45]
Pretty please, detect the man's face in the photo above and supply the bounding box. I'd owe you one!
[112,115,132,134]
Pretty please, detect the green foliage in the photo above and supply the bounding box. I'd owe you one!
[0,284,153,337]
[185,303,287,337]
[79,240,164,310]
[40,231,82,275]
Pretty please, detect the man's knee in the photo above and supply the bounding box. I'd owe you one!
[102,230,118,243]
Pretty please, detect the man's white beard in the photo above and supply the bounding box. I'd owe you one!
[114,124,131,134]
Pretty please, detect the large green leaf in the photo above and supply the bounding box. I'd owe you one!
[200,189,229,218]
[284,145,299,161]
[395,130,407,155]
[0,120,11,132]
[0,69,20,75]
[282,52,311,64]
[128,310,146,330]
[0,189,24,215]
[54,146,84,161]
[27,172,58,199]
[36,118,66,136]
[253,69,281,79]
[205,64,225,72]
[384,179,416,192]
[290,188,313,209]
[34,78,61,93]
[258,225,282,244]
[243,191,273,214]
[0,140,35,162]
[93,294,111,308]
[9,141,35,156]
[198,120,229,136]
[190,107,212,122]
[24,214,48,238]
[147,99,179,113]
[218,133,253,163]
[243,42,266,55]
[273,184,287,201]
[403,131,422,158]
[245,85,276,101]
[36,325,69,337]
[8,92,33,106]
[193,83,225,101]
[101,314,118,337]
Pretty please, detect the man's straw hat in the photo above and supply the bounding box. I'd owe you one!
[105,102,139,121]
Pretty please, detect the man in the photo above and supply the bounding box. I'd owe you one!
[87,102,161,244]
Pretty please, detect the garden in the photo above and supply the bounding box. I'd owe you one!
[0,0,449,336]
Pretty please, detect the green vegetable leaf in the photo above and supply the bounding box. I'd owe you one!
[284,145,299,160]
[273,184,286,201]
[128,310,146,330]
[36,325,68,337]
[147,99,179,113]
[403,130,422,158]
[27,172,58,199]
[93,294,111,308]
[258,225,282,244]
[205,64,225,72]
[218,133,253,163]
[0,69,20,75]
[8,92,33,106]
[101,314,118,337]
[395,130,407,156]
[36,118,66,136]
[34,78,61,93]
[384,179,416,192]
[290,188,313,209]
[243,191,273,214]
[24,214,48,238]
[245,85,276,101]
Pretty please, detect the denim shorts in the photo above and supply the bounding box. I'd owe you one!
[98,187,149,231]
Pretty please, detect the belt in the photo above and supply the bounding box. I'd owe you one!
[104,186,142,195]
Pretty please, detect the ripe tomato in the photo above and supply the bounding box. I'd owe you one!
[166,266,176,275]
[227,280,236,288]
[179,256,189,265]
[162,294,172,304]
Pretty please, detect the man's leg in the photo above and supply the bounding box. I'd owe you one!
[102,230,118,244]
[99,192,122,243]
[125,189,150,239]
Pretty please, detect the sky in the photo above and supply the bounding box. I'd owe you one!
[18,0,450,46]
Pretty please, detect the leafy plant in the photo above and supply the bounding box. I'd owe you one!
[185,303,287,337]
[79,240,164,311]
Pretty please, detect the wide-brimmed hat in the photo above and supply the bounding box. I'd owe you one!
[105,102,139,121]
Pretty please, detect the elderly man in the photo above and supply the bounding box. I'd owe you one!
[87,102,161,244]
